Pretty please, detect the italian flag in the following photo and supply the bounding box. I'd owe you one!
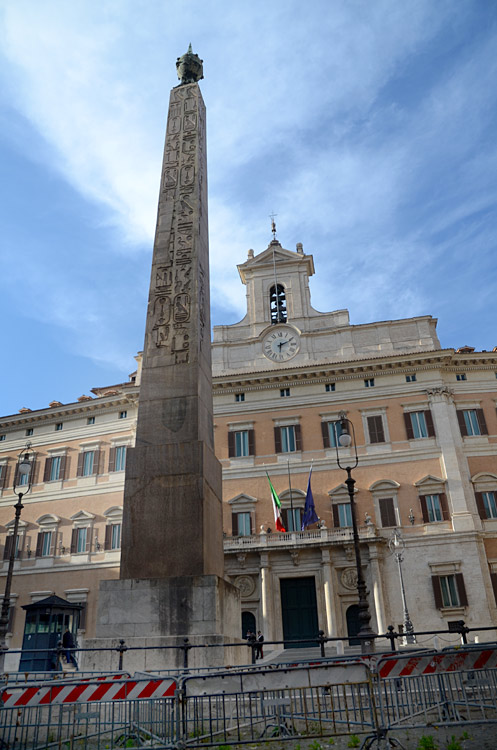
[266,472,286,532]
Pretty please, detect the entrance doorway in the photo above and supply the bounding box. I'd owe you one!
[241,611,256,639]
[280,577,319,648]
[346,604,361,646]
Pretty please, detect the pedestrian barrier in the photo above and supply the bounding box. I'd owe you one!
[1,647,497,749]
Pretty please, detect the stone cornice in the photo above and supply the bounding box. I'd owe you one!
[212,349,497,392]
[0,389,139,429]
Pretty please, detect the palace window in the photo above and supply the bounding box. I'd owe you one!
[3,534,21,561]
[232,511,252,536]
[283,507,302,532]
[108,445,127,472]
[405,374,417,383]
[404,410,435,439]
[55,423,63,431]
[269,284,287,324]
[457,409,488,437]
[280,388,290,398]
[228,429,255,458]
[366,415,386,444]
[43,455,66,482]
[26,428,33,437]
[475,490,497,520]
[0,435,5,441]
[325,383,336,392]
[235,393,245,402]
[432,574,467,609]
[456,374,467,381]
[420,493,449,523]
[119,411,127,419]
[77,450,100,477]
[333,503,352,528]
[379,497,397,527]
[0,464,9,489]
[87,416,95,425]
[321,420,343,448]
[364,378,375,388]
[274,424,302,453]
[104,523,122,550]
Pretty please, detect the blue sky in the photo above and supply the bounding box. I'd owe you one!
[1,1,496,417]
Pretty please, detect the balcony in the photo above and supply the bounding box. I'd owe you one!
[223,525,376,551]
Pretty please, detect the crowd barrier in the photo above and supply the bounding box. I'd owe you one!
[1,646,497,749]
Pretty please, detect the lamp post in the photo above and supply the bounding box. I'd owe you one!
[334,413,376,653]
[388,528,416,644]
[0,443,34,672]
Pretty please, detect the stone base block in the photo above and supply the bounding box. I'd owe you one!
[83,574,244,671]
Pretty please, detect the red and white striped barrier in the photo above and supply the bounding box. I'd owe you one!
[377,648,497,679]
[0,677,176,708]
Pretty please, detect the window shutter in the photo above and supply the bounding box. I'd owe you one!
[50,531,57,556]
[43,458,52,482]
[250,511,255,535]
[476,409,488,435]
[3,535,13,561]
[0,465,9,490]
[332,504,340,527]
[59,455,67,480]
[456,410,467,436]
[274,427,282,454]
[231,514,238,536]
[475,492,486,520]
[248,429,255,456]
[432,576,443,608]
[30,459,38,486]
[12,464,19,488]
[77,453,84,477]
[104,525,112,550]
[490,573,497,605]
[419,496,429,523]
[321,421,330,448]
[228,432,236,458]
[294,424,302,451]
[93,451,100,476]
[403,413,414,440]
[86,527,93,552]
[35,533,43,557]
[282,508,289,531]
[456,573,468,606]
[368,415,385,444]
[425,410,436,437]
[108,447,116,473]
[70,529,78,554]
[439,493,450,521]
[379,498,396,527]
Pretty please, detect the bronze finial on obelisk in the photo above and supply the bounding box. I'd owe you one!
[120,47,223,581]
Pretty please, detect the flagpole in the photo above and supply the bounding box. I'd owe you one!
[287,460,295,532]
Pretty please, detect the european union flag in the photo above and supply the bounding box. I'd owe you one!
[301,467,318,530]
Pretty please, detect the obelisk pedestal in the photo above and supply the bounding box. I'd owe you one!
[83,50,241,671]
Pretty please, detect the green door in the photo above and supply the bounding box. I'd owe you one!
[280,577,319,648]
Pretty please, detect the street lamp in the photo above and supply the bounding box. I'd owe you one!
[334,413,376,653]
[388,528,416,644]
[0,442,34,672]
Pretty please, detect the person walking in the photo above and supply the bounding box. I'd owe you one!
[62,628,78,669]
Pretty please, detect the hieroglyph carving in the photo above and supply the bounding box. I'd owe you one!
[148,84,207,365]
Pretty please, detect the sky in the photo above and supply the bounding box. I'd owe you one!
[1,0,496,417]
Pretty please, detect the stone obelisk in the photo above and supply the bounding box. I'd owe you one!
[85,49,241,671]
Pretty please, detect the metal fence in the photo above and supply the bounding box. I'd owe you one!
[2,645,497,749]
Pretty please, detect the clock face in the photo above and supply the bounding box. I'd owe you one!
[262,327,300,362]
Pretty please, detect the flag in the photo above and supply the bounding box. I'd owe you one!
[301,466,318,530]
[266,472,286,532]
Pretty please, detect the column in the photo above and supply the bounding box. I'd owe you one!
[260,551,273,640]
[426,387,477,531]
[369,546,386,634]
[321,548,336,636]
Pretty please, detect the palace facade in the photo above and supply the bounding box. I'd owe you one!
[1,238,497,665]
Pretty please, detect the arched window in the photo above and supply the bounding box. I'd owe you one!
[270,284,287,323]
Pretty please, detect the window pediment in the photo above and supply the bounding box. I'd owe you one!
[472,473,497,491]
[329,483,356,502]
[414,475,445,493]
[228,493,257,508]
[36,514,60,527]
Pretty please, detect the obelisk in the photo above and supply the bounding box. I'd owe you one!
[120,47,223,581]
[85,49,241,671]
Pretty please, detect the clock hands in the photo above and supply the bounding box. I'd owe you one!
[277,340,290,351]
